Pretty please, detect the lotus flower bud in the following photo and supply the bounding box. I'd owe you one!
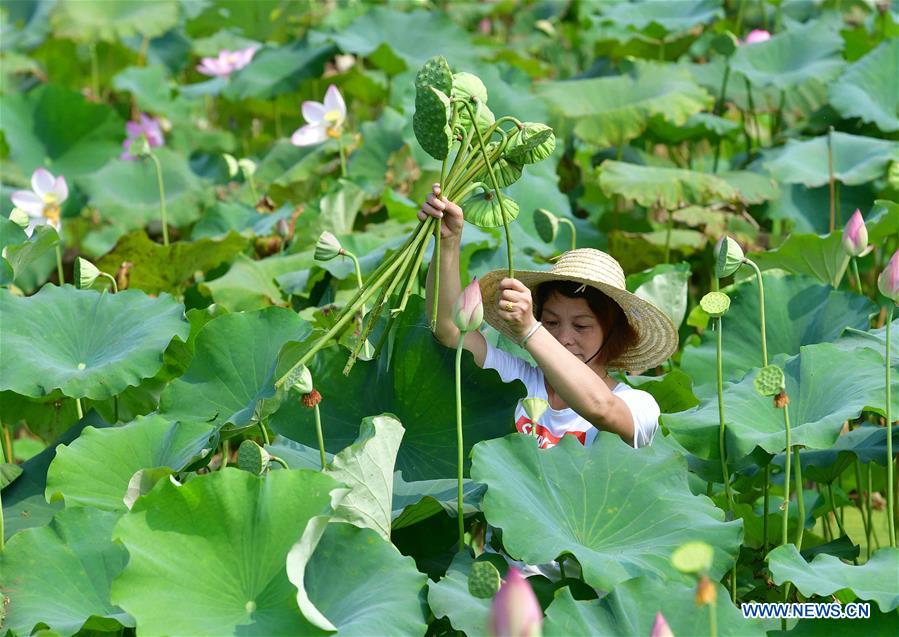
[714,236,744,278]
[453,277,484,333]
[487,567,543,637]
[878,250,899,304]
[744,29,771,44]
[75,257,102,290]
[842,209,869,257]
[8,208,29,229]
[522,397,548,426]
[650,612,675,637]
[314,231,344,261]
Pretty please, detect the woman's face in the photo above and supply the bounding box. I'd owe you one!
[540,291,605,364]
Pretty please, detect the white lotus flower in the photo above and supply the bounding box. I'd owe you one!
[10,167,68,236]
[196,46,259,78]
[290,85,346,146]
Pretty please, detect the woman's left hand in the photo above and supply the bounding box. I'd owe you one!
[497,278,537,340]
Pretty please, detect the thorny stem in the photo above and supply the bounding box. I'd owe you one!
[56,244,65,285]
[314,404,326,471]
[148,152,169,246]
[886,305,896,547]
[743,77,757,154]
[455,332,466,552]
[708,599,718,637]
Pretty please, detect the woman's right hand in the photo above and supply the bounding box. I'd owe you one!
[418,183,464,241]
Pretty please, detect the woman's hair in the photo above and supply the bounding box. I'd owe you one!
[534,280,638,365]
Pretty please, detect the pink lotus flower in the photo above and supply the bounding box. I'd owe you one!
[10,167,68,236]
[745,29,771,44]
[121,114,164,160]
[290,85,346,147]
[488,568,542,637]
[196,46,259,78]
[651,612,675,637]
[453,277,484,333]
[842,209,871,257]
[879,251,899,304]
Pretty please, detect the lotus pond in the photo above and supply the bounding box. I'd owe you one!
[1,1,898,636]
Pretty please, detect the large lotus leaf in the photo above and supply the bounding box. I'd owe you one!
[595,0,723,33]
[0,285,188,400]
[79,147,213,231]
[719,170,780,205]
[544,578,765,637]
[159,307,310,430]
[749,231,849,288]
[766,182,876,235]
[537,63,711,147]
[347,107,407,197]
[759,132,899,188]
[626,262,691,329]
[270,297,521,481]
[731,20,845,90]
[51,0,178,41]
[666,343,888,462]
[192,201,295,240]
[286,522,428,635]
[110,468,342,636]
[648,112,741,143]
[608,229,707,273]
[111,65,187,121]
[0,507,133,637]
[460,189,520,228]
[867,200,899,245]
[624,369,699,414]
[834,320,899,366]
[427,552,492,636]
[470,433,742,592]
[829,38,899,132]
[222,40,334,100]
[598,160,739,208]
[768,545,899,612]
[0,85,123,177]
[767,612,899,637]
[45,415,215,510]
[93,230,249,295]
[200,253,310,311]
[680,271,875,396]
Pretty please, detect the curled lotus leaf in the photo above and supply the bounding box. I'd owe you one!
[753,365,785,397]
[460,188,520,229]
[413,56,453,160]
[700,291,730,317]
[533,207,559,243]
[504,122,556,164]
[472,142,523,188]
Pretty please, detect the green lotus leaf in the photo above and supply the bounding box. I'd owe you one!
[286,522,428,635]
[680,272,875,396]
[627,262,691,328]
[2,225,60,285]
[867,200,899,245]
[0,85,123,177]
[192,200,295,240]
[200,252,316,312]
[471,433,742,592]
[460,188,520,228]
[538,62,711,147]
[413,56,454,160]
[759,132,899,188]
[833,320,899,366]
[45,415,215,510]
[766,611,899,637]
[427,552,492,636]
[766,182,876,234]
[595,0,724,34]
[543,578,765,637]
[748,231,850,288]
[110,468,343,636]
[0,507,133,637]
[623,369,700,414]
[666,343,889,462]
[504,122,555,165]
[270,297,520,481]
[731,21,845,90]
[159,307,311,430]
[599,160,739,208]
[223,39,335,100]
[93,230,249,295]
[51,0,179,41]
[347,107,408,197]
[1,463,23,489]
[829,38,899,132]
[472,142,523,189]
[768,545,899,612]
[648,112,741,143]
[0,285,188,400]
[718,170,780,205]
[609,228,707,273]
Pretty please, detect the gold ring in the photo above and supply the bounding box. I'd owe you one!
[503,301,514,312]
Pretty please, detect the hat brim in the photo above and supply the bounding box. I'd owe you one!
[479,269,678,372]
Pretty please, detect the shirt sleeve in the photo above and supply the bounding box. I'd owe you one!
[483,340,540,388]
[616,388,661,449]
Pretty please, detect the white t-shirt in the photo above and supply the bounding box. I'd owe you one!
[483,341,660,449]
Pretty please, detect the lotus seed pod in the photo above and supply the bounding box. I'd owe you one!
[753,365,785,397]
[699,291,730,317]
[237,440,270,475]
[714,236,744,278]
[75,257,102,290]
[451,72,488,105]
[505,122,556,165]
[533,208,559,243]
[468,560,502,599]
[223,153,240,178]
[8,208,29,229]
[301,389,322,409]
[671,541,713,574]
[413,56,453,160]
[314,231,344,261]
[522,397,549,425]
[460,189,520,229]
[290,365,314,395]
[695,575,717,606]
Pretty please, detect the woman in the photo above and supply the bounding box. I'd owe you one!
[422,184,678,449]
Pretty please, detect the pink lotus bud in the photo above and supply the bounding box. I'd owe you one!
[453,277,484,333]
[841,209,869,257]
[651,612,675,637]
[879,250,899,304]
[479,17,492,35]
[488,568,542,637]
[745,29,771,44]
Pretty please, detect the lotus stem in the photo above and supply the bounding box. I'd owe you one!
[455,332,466,552]
[708,598,717,637]
[558,218,577,251]
[866,463,874,559]
[782,404,792,547]
[664,208,674,264]
[314,403,326,471]
[76,397,84,420]
[0,422,12,466]
[743,77,757,154]
[793,446,805,550]
[430,224,441,331]
[221,439,229,470]
[257,420,271,446]
[712,63,731,173]
[271,455,290,470]
[55,244,65,285]
[851,258,863,294]
[744,258,768,366]
[101,272,118,293]
[763,464,770,554]
[89,42,100,99]
[854,458,871,551]
[245,169,259,203]
[826,482,850,559]
[886,304,896,547]
[772,89,786,141]
[346,251,372,359]
[715,315,737,603]
[147,151,169,246]
[827,127,835,233]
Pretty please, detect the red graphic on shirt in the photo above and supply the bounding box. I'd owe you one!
[515,416,587,450]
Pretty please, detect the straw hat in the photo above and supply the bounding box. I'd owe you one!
[479,248,678,371]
